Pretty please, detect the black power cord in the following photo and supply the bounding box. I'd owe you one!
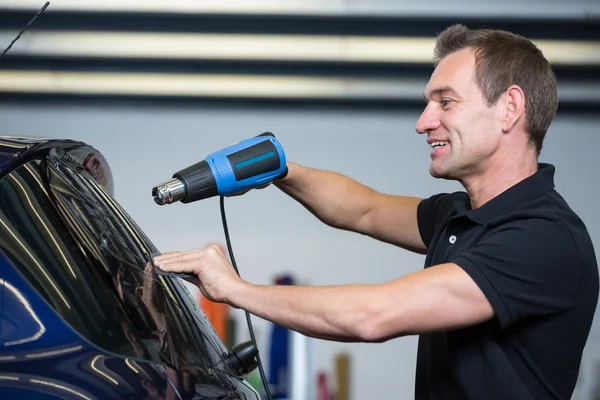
[219,196,273,400]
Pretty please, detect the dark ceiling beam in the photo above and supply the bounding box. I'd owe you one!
[0,92,597,115]
[1,55,598,82]
[0,10,599,40]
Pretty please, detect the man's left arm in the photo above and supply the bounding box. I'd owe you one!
[156,215,585,342]
[227,262,493,342]
[154,246,494,342]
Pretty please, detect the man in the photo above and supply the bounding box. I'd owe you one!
[153,24,599,399]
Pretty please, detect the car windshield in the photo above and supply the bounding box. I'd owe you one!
[0,149,238,389]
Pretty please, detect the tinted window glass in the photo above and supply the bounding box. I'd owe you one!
[0,153,238,388]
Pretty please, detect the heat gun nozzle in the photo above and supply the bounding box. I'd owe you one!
[152,178,186,205]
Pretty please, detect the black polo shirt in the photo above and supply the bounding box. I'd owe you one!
[414,163,599,400]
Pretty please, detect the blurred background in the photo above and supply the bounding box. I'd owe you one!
[0,0,598,399]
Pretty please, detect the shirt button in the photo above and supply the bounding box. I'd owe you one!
[449,235,457,244]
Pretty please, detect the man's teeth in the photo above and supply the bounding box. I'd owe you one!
[430,141,448,149]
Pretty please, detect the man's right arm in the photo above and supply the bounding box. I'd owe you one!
[274,162,427,254]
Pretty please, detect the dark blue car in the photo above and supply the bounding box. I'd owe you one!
[0,135,261,399]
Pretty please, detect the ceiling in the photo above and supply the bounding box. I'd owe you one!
[0,1,598,112]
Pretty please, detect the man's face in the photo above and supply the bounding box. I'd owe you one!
[416,48,503,180]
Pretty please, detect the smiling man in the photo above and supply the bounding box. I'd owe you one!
[154,24,599,399]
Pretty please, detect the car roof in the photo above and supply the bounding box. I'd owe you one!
[0,135,76,172]
[0,135,114,195]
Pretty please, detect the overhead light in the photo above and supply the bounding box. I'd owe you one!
[0,31,435,63]
[0,70,424,98]
[0,70,596,102]
[1,31,599,66]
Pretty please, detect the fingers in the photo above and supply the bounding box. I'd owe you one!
[154,246,210,261]
[153,245,223,270]
[153,252,196,276]
[154,250,198,264]
[226,181,272,197]
[153,250,185,262]
[153,259,195,274]
[226,189,251,197]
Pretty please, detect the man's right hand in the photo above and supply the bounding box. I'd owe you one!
[226,182,272,197]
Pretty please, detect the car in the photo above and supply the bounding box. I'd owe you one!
[0,135,262,399]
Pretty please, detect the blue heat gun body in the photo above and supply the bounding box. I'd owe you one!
[152,132,287,205]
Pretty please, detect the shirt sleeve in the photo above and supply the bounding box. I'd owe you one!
[417,192,467,248]
[454,217,581,329]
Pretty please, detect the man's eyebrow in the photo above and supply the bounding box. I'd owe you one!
[423,86,459,102]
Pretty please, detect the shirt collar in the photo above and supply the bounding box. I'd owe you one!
[453,163,556,225]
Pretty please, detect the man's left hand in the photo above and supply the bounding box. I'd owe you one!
[153,245,242,304]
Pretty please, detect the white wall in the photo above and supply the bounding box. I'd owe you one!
[0,103,598,399]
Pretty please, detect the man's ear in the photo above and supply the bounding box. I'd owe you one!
[502,85,526,133]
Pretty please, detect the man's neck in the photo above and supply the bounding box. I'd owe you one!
[461,147,539,209]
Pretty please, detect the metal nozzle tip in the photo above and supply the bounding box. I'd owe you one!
[152,178,185,205]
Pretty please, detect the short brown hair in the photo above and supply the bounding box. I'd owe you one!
[433,24,558,155]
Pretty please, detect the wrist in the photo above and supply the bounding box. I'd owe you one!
[227,280,254,309]
[274,162,297,188]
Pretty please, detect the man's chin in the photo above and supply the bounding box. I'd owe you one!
[429,166,444,178]
[429,166,455,180]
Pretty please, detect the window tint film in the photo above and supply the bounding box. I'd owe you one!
[0,153,238,389]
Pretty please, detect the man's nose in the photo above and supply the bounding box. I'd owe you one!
[416,103,440,134]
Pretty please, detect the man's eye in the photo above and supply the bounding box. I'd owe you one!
[440,99,452,108]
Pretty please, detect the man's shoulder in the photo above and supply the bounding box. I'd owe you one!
[541,189,598,264]
[492,190,597,271]
[511,188,592,241]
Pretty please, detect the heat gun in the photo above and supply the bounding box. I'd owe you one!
[151,132,286,400]
[152,132,287,205]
